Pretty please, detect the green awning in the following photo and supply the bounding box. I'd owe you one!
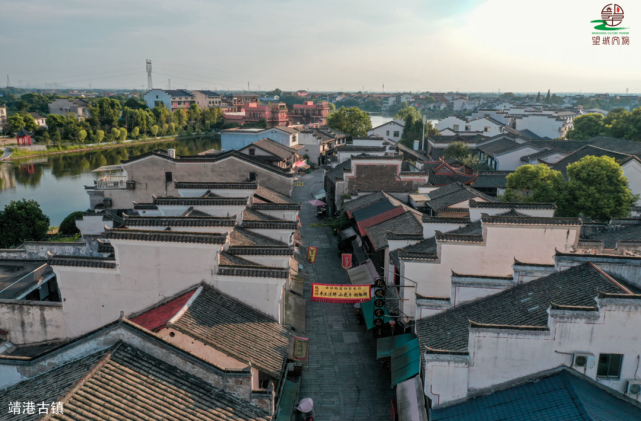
[391,338,421,388]
[278,378,300,420]
[377,333,414,360]
[361,297,392,330]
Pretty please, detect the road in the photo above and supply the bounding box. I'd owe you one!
[292,169,393,421]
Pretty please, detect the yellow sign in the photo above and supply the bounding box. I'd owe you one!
[294,182,304,186]
[311,283,371,303]
[307,246,317,263]
[288,336,309,361]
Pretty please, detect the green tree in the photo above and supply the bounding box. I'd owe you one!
[188,104,202,126]
[608,108,641,141]
[501,164,565,203]
[565,113,605,140]
[111,128,121,141]
[7,114,25,134]
[326,106,372,137]
[395,105,421,122]
[119,128,127,142]
[46,114,67,134]
[328,102,336,113]
[174,109,187,128]
[59,211,84,236]
[78,129,87,143]
[535,91,541,102]
[150,125,159,137]
[131,127,140,139]
[443,141,471,160]
[124,97,147,110]
[95,130,105,144]
[604,107,628,126]
[89,98,122,130]
[558,156,638,221]
[545,89,551,104]
[0,199,50,248]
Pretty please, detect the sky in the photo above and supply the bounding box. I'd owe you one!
[0,0,639,93]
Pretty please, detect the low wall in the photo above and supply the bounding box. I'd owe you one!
[0,299,66,344]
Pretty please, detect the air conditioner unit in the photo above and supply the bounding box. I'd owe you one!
[572,353,595,369]
[626,380,641,396]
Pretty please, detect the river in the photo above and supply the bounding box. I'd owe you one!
[0,137,220,226]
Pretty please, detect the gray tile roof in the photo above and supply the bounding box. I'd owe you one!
[365,212,423,250]
[49,255,117,269]
[105,228,227,245]
[427,183,497,211]
[246,138,297,160]
[133,202,158,210]
[172,286,292,377]
[242,208,280,221]
[398,222,483,261]
[589,135,641,155]
[174,181,257,189]
[428,169,478,186]
[227,247,294,256]
[254,185,298,204]
[325,159,351,185]
[342,192,387,213]
[230,227,288,247]
[529,139,596,153]
[477,138,534,157]
[123,215,236,228]
[582,223,641,249]
[336,145,387,152]
[469,200,557,210]
[422,215,471,223]
[416,263,626,353]
[480,214,581,226]
[154,196,248,206]
[435,231,483,243]
[430,367,641,421]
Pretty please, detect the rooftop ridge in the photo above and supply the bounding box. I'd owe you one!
[105,227,228,245]
[174,181,258,189]
[480,213,581,226]
[469,200,557,210]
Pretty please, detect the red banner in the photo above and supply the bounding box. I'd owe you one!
[342,253,352,270]
[307,246,317,263]
[311,283,371,303]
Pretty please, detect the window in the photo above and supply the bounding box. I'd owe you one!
[249,172,256,181]
[386,130,390,136]
[484,126,491,132]
[249,148,255,156]
[453,124,459,131]
[597,354,623,378]
[165,172,173,182]
[393,131,400,137]
[465,125,471,131]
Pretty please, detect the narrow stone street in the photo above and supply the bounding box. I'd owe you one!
[292,169,393,421]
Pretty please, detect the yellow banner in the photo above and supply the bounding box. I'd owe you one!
[311,283,371,303]
[294,182,304,186]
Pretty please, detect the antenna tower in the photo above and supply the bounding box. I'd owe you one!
[146,59,153,91]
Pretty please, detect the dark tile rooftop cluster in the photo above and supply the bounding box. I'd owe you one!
[428,169,477,186]
[342,192,387,213]
[469,200,557,210]
[435,231,484,243]
[481,214,582,226]
[172,286,291,377]
[124,215,236,227]
[133,202,158,210]
[230,227,288,247]
[254,185,299,204]
[422,215,471,224]
[416,263,626,353]
[227,247,294,256]
[249,138,297,160]
[154,196,248,206]
[427,183,497,211]
[49,255,117,269]
[472,171,514,188]
[252,203,301,211]
[365,212,423,250]
[430,368,641,421]
[581,223,641,249]
[174,181,257,189]
[106,229,227,245]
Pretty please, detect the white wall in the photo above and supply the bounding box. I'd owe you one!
[495,146,542,170]
[436,117,468,132]
[367,122,404,141]
[77,215,114,236]
[466,118,503,137]
[144,89,172,109]
[0,300,66,344]
[212,275,285,322]
[514,115,568,139]
[622,159,641,205]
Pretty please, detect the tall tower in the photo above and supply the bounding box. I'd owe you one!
[146,59,153,91]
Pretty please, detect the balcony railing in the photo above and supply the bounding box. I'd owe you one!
[96,175,128,189]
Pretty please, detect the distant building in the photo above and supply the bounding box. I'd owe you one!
[367,119,405,141]
[242,102,290,128]
[239,138,300,169]
[143,89,195,112]
[192,90,222,109]
[0,105,6,133]
[48,98,91,120]
[221,126,300,151]
[289,101,330,126]
[28,112,47,127]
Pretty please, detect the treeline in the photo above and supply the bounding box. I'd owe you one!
[566,107,641,141]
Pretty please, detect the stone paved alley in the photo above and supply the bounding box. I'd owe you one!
[292,169,393,421]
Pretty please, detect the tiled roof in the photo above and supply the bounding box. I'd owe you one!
[365,212,423,250]
[416,263,627,353]
[342,192,387,213]
[97,241,114,254]
[352,198,397,222]
[428,169,477,186]
[230,227,288,247]
[422,215,471,224]
[219,251,263,267]
[324,160,351,185]
[247,138,297,160]
[254,185,298,204]
[430,367,641,421]
[477,138,535,157]
[133,202,158,210]
[529,139,595,153]
[105,228,228,245]
[174,181,257,189]
[218,266,289,278]
[172,286,292,377]
[553,145,632,177]
[435,231,483,243]
[469,200,557,210]
[129,289,197,331]
[153,196,248,206]
[398,222,482,261]
[480,214,581,226]
[427,183,497,211]
[123,215,236,227]
[49,255,117,269]
[252,203,301,211]
[243,220,298,230]
[242,208,280,221]
[582,223,641,249]
[589,135,641,155]
[336,145,387,152]
[228,247,294,256]
[351,154,403,161]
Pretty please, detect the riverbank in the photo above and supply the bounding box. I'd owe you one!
[5,134,216,161]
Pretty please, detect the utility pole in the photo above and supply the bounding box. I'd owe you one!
[6,75,9,87]
[422,115,427,152]
[146,59,153,91]
[168,79,171,89]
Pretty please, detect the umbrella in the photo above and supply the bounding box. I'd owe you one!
[308,200,326,207]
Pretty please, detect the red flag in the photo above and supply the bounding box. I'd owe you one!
[342,253,352,269]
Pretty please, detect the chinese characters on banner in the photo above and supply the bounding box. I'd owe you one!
[341,253,352,269]
[288,336,310,362]
[310,283,371,303]
[306,246,317,263]
[592,36,630,45]
[8,401,64,415]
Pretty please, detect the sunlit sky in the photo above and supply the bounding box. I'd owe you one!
[1,0,639,93]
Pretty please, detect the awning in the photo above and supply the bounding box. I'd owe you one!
[284,291,306,333]
[347,260,378,285]
[361,296,392,330]
[391,338,421,388]
[351,239,367,265]
[313,188,326,200]
[92,165,123,172]
[377,333,414,360]
[340,227,357,240]
[396,377,428,421]
[278,378,301,421]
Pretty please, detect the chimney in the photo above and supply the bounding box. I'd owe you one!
[413,140,419,150]
[168,148,176,159]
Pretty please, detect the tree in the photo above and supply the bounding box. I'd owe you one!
[78,129,87,143]
[95,130,105,144]
[0,199,50,248]
[608,108,641,141]
[89,98,122,130]
[443,141,471,160]
[150,125,159,137]
[119,128,127,142]
[545,89,551,104]
[7,114,25,134]
[328,102,336,113]
[46,114,66,134]
[132,127,139,139]
[424,96,436,104]
[59,211,84,236]
[326,106,372,137]
[174,109,187,128]
[124,97,147,110]
[188,104,202,126]
[501,164,565,203]
[558,156,638,221]
[395,105,421,122]
[565,113,605,140]
[111,127,121,141]
[535,92,541,102]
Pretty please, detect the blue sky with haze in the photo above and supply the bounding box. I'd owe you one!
[1,0,639,92]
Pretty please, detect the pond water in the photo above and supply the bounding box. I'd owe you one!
[0,138,220,225]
